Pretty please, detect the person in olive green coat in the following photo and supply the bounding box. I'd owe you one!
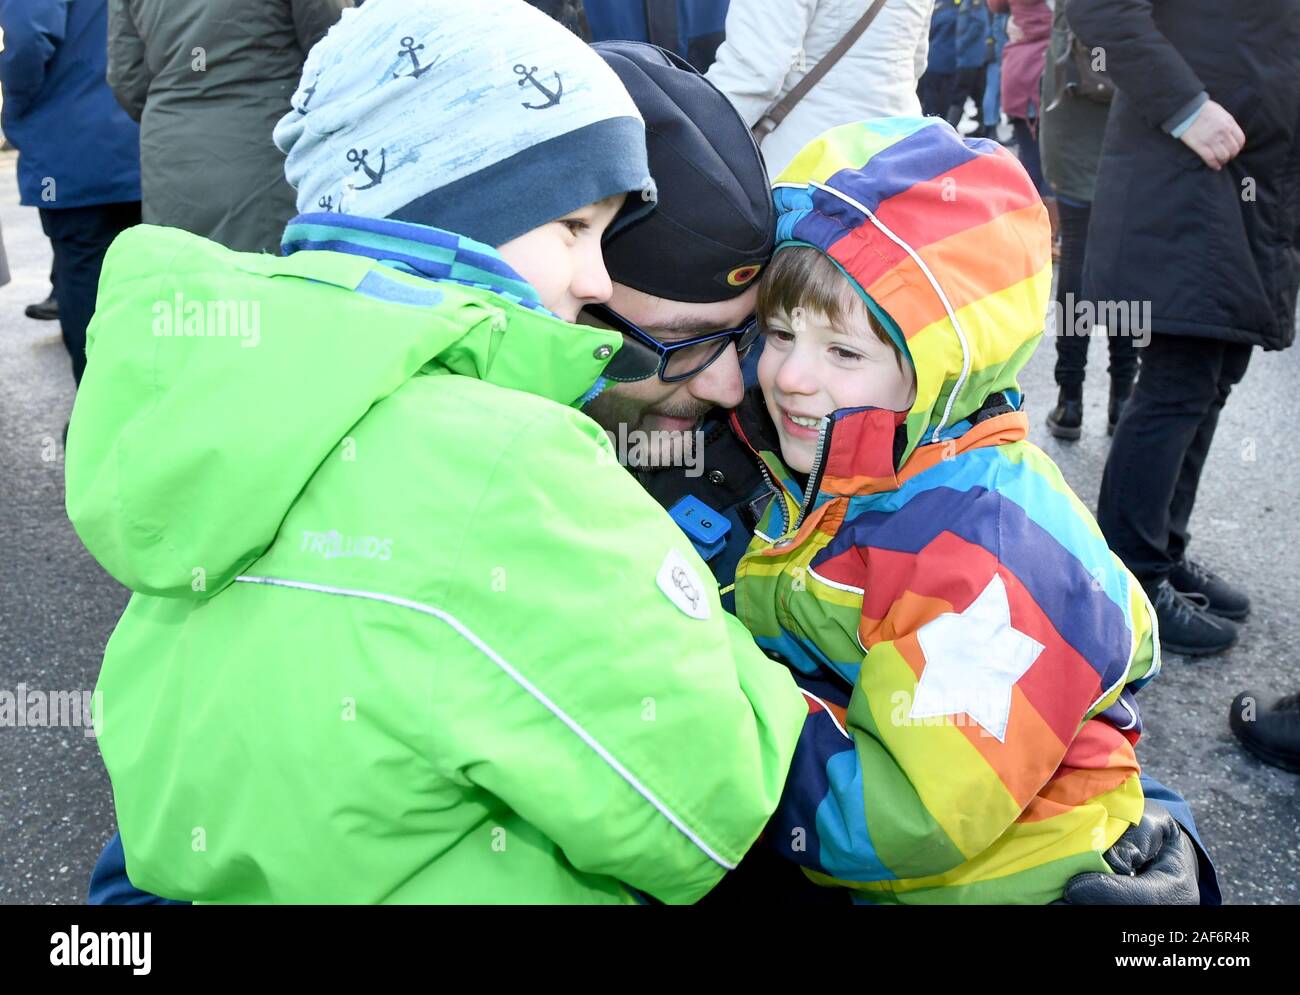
[107,0,350,253]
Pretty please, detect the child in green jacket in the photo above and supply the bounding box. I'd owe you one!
[68,0,806,904]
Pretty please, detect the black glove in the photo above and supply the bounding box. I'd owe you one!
[1063,800,1201,905]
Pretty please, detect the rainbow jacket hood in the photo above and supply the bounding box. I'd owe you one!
[741,117,1052,496]
[65,216,623,599]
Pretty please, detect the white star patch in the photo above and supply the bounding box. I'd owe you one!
[910,574,1045,742]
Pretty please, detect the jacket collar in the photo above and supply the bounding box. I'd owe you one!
[731,388,905,506]
[731,387,1028,530]
[279,212,621,408]
[281,212,548,313]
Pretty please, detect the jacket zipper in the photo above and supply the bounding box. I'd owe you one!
[729,410,790,538]
[793,416,833,532]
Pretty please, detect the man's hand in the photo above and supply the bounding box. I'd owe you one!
[1064,800,1201,904]
[1180,99,1246,171]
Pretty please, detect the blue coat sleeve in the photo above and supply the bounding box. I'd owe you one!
[0,0,69,121]
[88,832,188,906]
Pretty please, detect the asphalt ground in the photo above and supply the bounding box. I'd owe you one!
[1,149,1296,904]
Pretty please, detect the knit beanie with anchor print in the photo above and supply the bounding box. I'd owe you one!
[273,0,655,248]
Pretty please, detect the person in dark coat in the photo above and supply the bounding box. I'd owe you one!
[1037,0,1138,440]
[1069,0,1300,657]
[583,0,731,71]
[0,0,141,388]
[948,0,994,137]
[107,0,350,254]
[918,0,959,118]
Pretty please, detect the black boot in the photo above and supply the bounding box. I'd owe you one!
[1230,691,1300,774]
[1146,579,1238,657]
[25,292,58,321]
[1046,385,1083,441]
[1169,558,1250,620]
[1108,377,1134,436]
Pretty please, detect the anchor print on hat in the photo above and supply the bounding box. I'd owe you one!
[346,148,387,190]
[515,64,564,110]
[294,74,320,115]
[394,37,438,80]
[273,0,649,248]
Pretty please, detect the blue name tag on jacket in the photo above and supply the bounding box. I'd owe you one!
[668,495,731,561]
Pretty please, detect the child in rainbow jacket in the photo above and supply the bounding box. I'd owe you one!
[732,117,1161,904]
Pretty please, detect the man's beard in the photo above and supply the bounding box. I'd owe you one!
[582,390,713,475]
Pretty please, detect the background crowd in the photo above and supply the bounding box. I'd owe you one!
[0,0,1296,903]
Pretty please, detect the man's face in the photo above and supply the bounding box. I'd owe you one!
[581,283,755,466]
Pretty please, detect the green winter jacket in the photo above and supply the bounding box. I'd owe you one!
[66,224,806,904]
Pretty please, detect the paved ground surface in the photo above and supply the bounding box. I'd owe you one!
[0,148,1296,904]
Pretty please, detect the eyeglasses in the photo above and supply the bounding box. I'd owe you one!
[578,303,760,384]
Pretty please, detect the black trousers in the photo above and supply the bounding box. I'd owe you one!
[946,66,988,135]
[39,201,141,386]
[1053,200,1140,388]
[1096,333,1252,585]
[918,70,955,119]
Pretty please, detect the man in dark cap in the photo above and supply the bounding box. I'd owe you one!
[583,41,776,582]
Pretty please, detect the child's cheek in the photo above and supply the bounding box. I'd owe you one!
[897,364,919,411]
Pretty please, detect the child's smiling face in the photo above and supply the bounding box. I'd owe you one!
[758,301,917,474]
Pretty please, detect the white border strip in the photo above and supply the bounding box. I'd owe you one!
[1114,695,1139,733]
[235,574,736,870]
[800,689,851,740]
[807,565,865,596]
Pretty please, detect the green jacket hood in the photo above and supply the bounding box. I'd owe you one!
[65,224,621,598]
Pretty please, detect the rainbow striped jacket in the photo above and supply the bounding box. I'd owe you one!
[734,118,1160,904]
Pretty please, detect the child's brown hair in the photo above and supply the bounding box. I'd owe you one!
[757,246,906,368]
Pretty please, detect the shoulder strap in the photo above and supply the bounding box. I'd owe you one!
[753,0,889,140]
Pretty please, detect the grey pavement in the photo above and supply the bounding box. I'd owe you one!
[0,150,131,904]
[0,149,1296,904]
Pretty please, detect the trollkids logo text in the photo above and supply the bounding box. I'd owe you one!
[300,530,394,561]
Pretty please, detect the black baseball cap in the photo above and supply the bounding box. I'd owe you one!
[593,41,775,304]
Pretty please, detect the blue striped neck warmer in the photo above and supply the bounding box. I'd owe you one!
[281,212,546,312]
[280,212,612,406]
